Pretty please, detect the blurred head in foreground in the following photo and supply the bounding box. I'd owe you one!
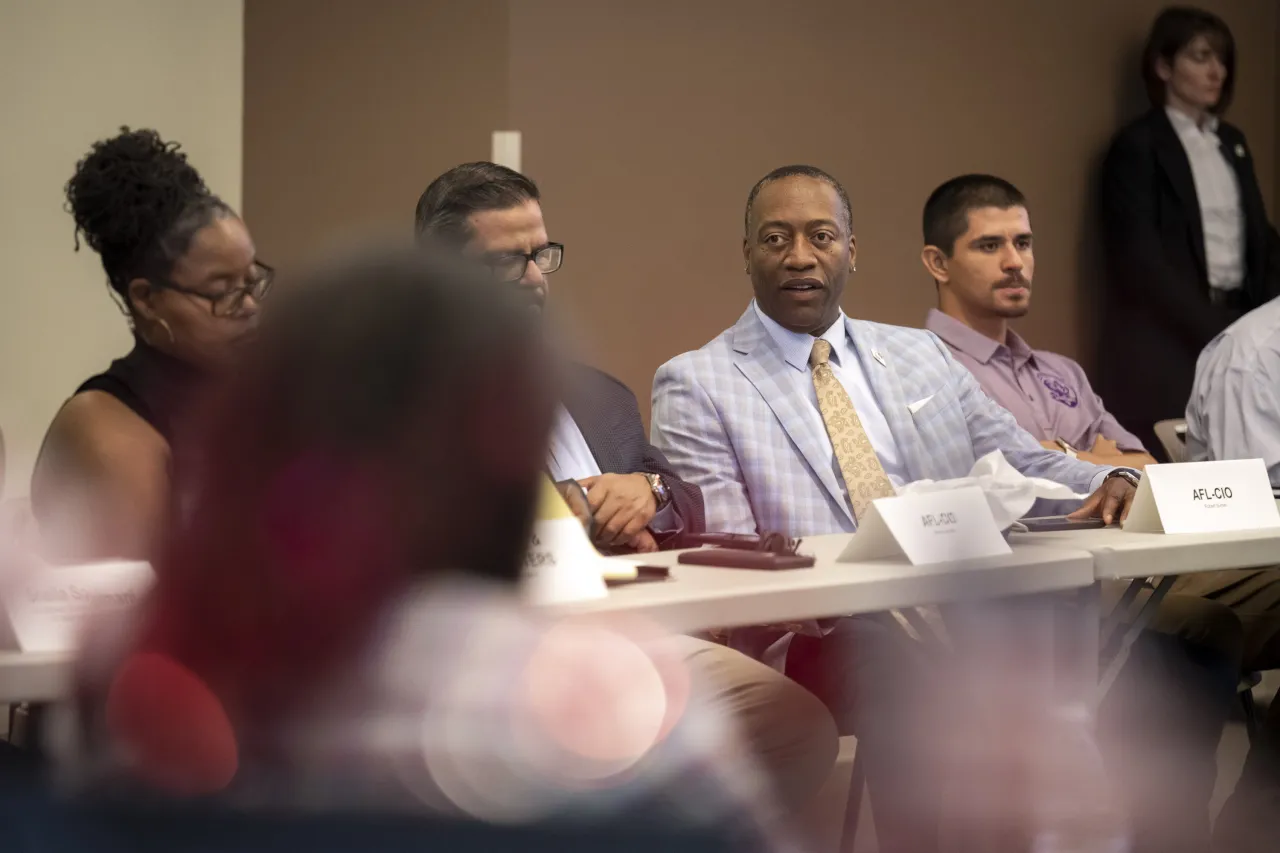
[75,246,773,839]
[96,247,556,787]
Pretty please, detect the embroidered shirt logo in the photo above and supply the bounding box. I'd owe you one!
[1039,374,1078,408]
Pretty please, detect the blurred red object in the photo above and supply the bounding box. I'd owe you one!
[105,652,239,795]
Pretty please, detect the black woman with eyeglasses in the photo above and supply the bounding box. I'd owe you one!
[32,127,272,563]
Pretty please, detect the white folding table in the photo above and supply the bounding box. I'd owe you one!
[556,532,1096,633]
[2,534,1096,706]
[1009,521,1280,693]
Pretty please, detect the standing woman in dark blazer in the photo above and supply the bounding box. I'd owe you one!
[1099,6,1280,455]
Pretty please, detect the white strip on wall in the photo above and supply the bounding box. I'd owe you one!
[491,130,522,172]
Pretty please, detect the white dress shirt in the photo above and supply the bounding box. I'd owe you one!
[752,301,908,490]
[1186,296,1280,488]
[1167,106,1245,291]
[545,404,678,532]
[546,405,602,482]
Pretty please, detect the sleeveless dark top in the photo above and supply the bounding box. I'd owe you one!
[75,338,205,446]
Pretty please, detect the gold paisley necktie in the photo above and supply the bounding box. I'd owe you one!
[810,340,950,646]
[809,339,896,519]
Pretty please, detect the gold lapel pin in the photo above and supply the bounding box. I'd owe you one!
[871,349,887,367]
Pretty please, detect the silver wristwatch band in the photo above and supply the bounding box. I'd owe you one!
[644,472,672,508]
[1104,468,1141,489]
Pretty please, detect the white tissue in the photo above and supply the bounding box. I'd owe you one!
[896,451,1090,530]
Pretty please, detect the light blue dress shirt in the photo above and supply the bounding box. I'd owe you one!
[752,301,908,489]
[1187,296,1280,488]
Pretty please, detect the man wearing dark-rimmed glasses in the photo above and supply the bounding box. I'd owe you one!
[414,162,692,553]
[413,162,842,820]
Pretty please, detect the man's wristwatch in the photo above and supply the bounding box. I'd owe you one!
[643,473,672,509]
[1104,468,1141,489]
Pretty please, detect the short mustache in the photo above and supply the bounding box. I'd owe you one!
[993,274,1030,290]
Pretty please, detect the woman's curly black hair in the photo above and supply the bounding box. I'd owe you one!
[65,127,233,300]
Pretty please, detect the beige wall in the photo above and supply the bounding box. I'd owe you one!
[242,0,509,267]
[0,0,244,497]
[244,0,1279,423]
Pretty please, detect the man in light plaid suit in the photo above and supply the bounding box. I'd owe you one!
[651,166,1142,853]
[651,167,1136,535]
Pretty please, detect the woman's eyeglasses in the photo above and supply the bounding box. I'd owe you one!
[150,262,276,318]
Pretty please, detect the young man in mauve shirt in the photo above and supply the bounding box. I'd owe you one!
[922,173,1280,852]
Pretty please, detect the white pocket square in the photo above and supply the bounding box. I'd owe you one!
[908,395,935,415]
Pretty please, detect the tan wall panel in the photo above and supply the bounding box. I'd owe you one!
[0,0,244,496]
[242,0,510,266]
[507,0,1277,421]
[243,0,1278,424]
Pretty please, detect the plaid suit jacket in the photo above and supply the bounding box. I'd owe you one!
[565,365,705,546]
[651,306,1109,538]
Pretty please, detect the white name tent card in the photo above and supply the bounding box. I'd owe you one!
[838,486,1011,565]
[5,560,154,653]
[524,478,639,605]
[524,518,609,605]
[1123,459,1280,534]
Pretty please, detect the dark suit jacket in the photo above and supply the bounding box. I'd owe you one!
[1097,107,1280,453]
[563,365,705,547]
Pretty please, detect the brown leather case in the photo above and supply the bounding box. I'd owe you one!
[678,548,815,570]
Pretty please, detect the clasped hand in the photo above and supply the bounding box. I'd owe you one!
[579,473,659,553]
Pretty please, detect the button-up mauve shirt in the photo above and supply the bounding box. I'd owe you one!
[925,309,1146,453]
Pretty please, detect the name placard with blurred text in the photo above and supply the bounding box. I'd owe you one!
[839,486,1011,565]
[1123,459,1280,534]
[4,561,154,653]
[522,478,612,606]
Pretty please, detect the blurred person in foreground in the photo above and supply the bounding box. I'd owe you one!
[65,248,790,850]
[920,173,1272,852]
[1099,6,1280,455]
[413,162,838,817]
[32,128,271,563]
